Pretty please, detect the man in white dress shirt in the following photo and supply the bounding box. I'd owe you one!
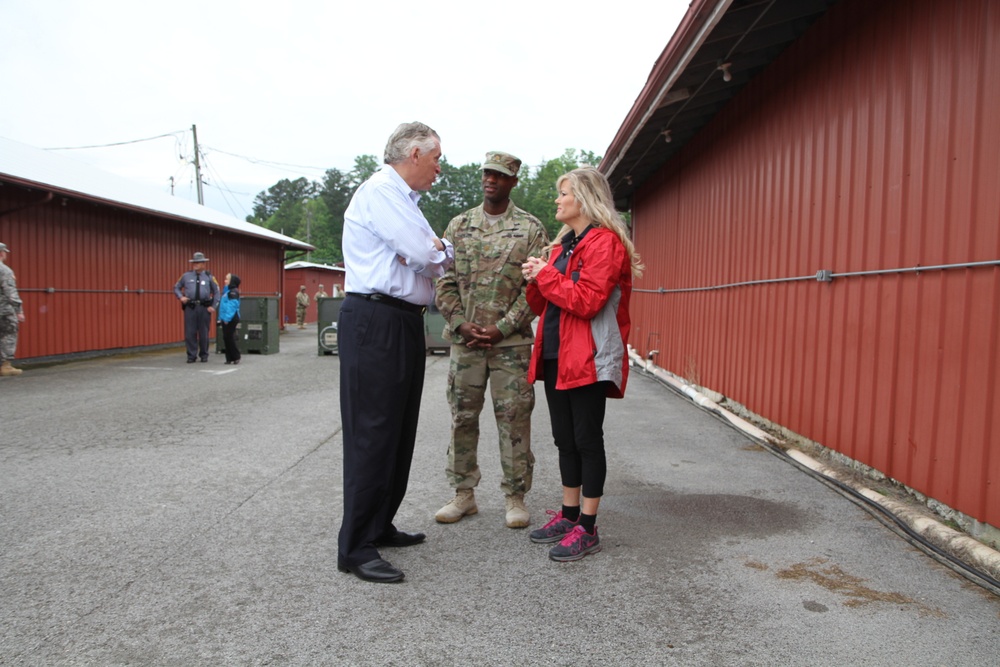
[336,121,454,583]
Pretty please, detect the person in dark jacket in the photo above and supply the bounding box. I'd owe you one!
[174,252,220,363]
[521,166,644,562]
[219,274,242,365]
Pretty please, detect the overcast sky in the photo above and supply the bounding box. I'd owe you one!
[1,0,688,219]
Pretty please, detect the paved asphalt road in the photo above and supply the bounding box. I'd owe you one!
[1,327,998,666]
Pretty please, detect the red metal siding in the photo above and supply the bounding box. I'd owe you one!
[0,186,286,359]
[282,267,345,325]
[629,0,1000,526]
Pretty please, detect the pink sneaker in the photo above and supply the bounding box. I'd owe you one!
[528,509,579,544]
[547,525,601,562]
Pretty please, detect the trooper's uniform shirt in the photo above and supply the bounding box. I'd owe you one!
[174,270,219,307]
[173,269,219,362]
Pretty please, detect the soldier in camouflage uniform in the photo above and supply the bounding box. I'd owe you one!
[295,286,310,329]
[434,152,550,528]
[0,242,25,377]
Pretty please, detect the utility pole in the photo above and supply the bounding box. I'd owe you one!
[191,124,204,205]
[305,204,313,261]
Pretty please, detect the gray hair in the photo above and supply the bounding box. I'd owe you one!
[383,122,440,164]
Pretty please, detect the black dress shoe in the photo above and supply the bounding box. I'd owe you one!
[337,558,404,583]
[187,358,196,363]
[374,530,426,548]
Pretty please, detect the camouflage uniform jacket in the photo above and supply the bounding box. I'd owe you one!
[0,261,22,317]
[436,202,549,348]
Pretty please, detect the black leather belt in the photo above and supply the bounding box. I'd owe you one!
[347,292,426,316]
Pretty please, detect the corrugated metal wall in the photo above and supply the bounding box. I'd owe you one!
[282,268,345,325]
[629,0,1000,527]
[0,185,286,359]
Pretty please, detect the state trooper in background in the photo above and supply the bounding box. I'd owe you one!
[0,242,25,377]
[174,251,220,363]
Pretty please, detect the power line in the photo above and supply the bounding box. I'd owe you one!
[202,146,329,173]
[44,131,187,151]
[200,154,250,219]
[42,130,331,179]
[41,129,329,212]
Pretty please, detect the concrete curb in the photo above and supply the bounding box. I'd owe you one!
[785,449,1000,582]
[627,347,1000,588]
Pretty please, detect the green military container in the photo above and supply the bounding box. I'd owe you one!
[217,296,280,355]
[424,303,450,355]
[215,321,227,355]
[317,296,345,355]
[241,296,280,354]
[215,296,280,354]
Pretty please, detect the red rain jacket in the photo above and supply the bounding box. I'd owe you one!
[526,226,632,398]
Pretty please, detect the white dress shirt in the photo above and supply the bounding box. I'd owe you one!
[342,166,453,306]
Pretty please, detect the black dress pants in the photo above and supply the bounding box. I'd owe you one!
[337,295,426,567]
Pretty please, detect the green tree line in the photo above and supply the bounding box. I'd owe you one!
[246,149,602,265]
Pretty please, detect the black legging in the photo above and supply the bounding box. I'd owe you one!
[542,359,608,498]
[222,319,241,363]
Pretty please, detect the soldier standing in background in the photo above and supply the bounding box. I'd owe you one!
[434,151,550,529]
[295,285,310,329]
[174,252,219,363]
[313,284,328,302]
[0,242,25,377]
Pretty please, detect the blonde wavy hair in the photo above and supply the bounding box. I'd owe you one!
[553,167,644,278]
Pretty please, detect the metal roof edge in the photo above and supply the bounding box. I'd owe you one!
[0,136,313,251]
[284,262,345,271]
[599,0,734,179]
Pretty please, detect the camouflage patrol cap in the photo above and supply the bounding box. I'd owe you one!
[0,242,8,252]
[481,151,521,177]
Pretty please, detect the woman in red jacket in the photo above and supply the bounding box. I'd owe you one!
[521,166,643,561]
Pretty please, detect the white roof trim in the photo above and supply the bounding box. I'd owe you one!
[0,135,313,250]
[284,261,345,271]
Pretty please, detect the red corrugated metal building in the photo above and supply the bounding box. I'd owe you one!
[602,0,999,534]
[282,262,345,326]
[0,137,312,361]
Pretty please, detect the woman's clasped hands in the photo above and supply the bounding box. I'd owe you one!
[522,256,546,282]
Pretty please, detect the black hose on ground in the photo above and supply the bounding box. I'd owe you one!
[641,368,1000,598]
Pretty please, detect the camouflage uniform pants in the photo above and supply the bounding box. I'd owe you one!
[446,344,535,495]
[296,306,307,326]
[0,309,17,362]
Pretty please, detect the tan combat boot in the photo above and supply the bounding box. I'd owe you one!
[0,361,22,376]
[435,489,478,523]
[504,494,530,528]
